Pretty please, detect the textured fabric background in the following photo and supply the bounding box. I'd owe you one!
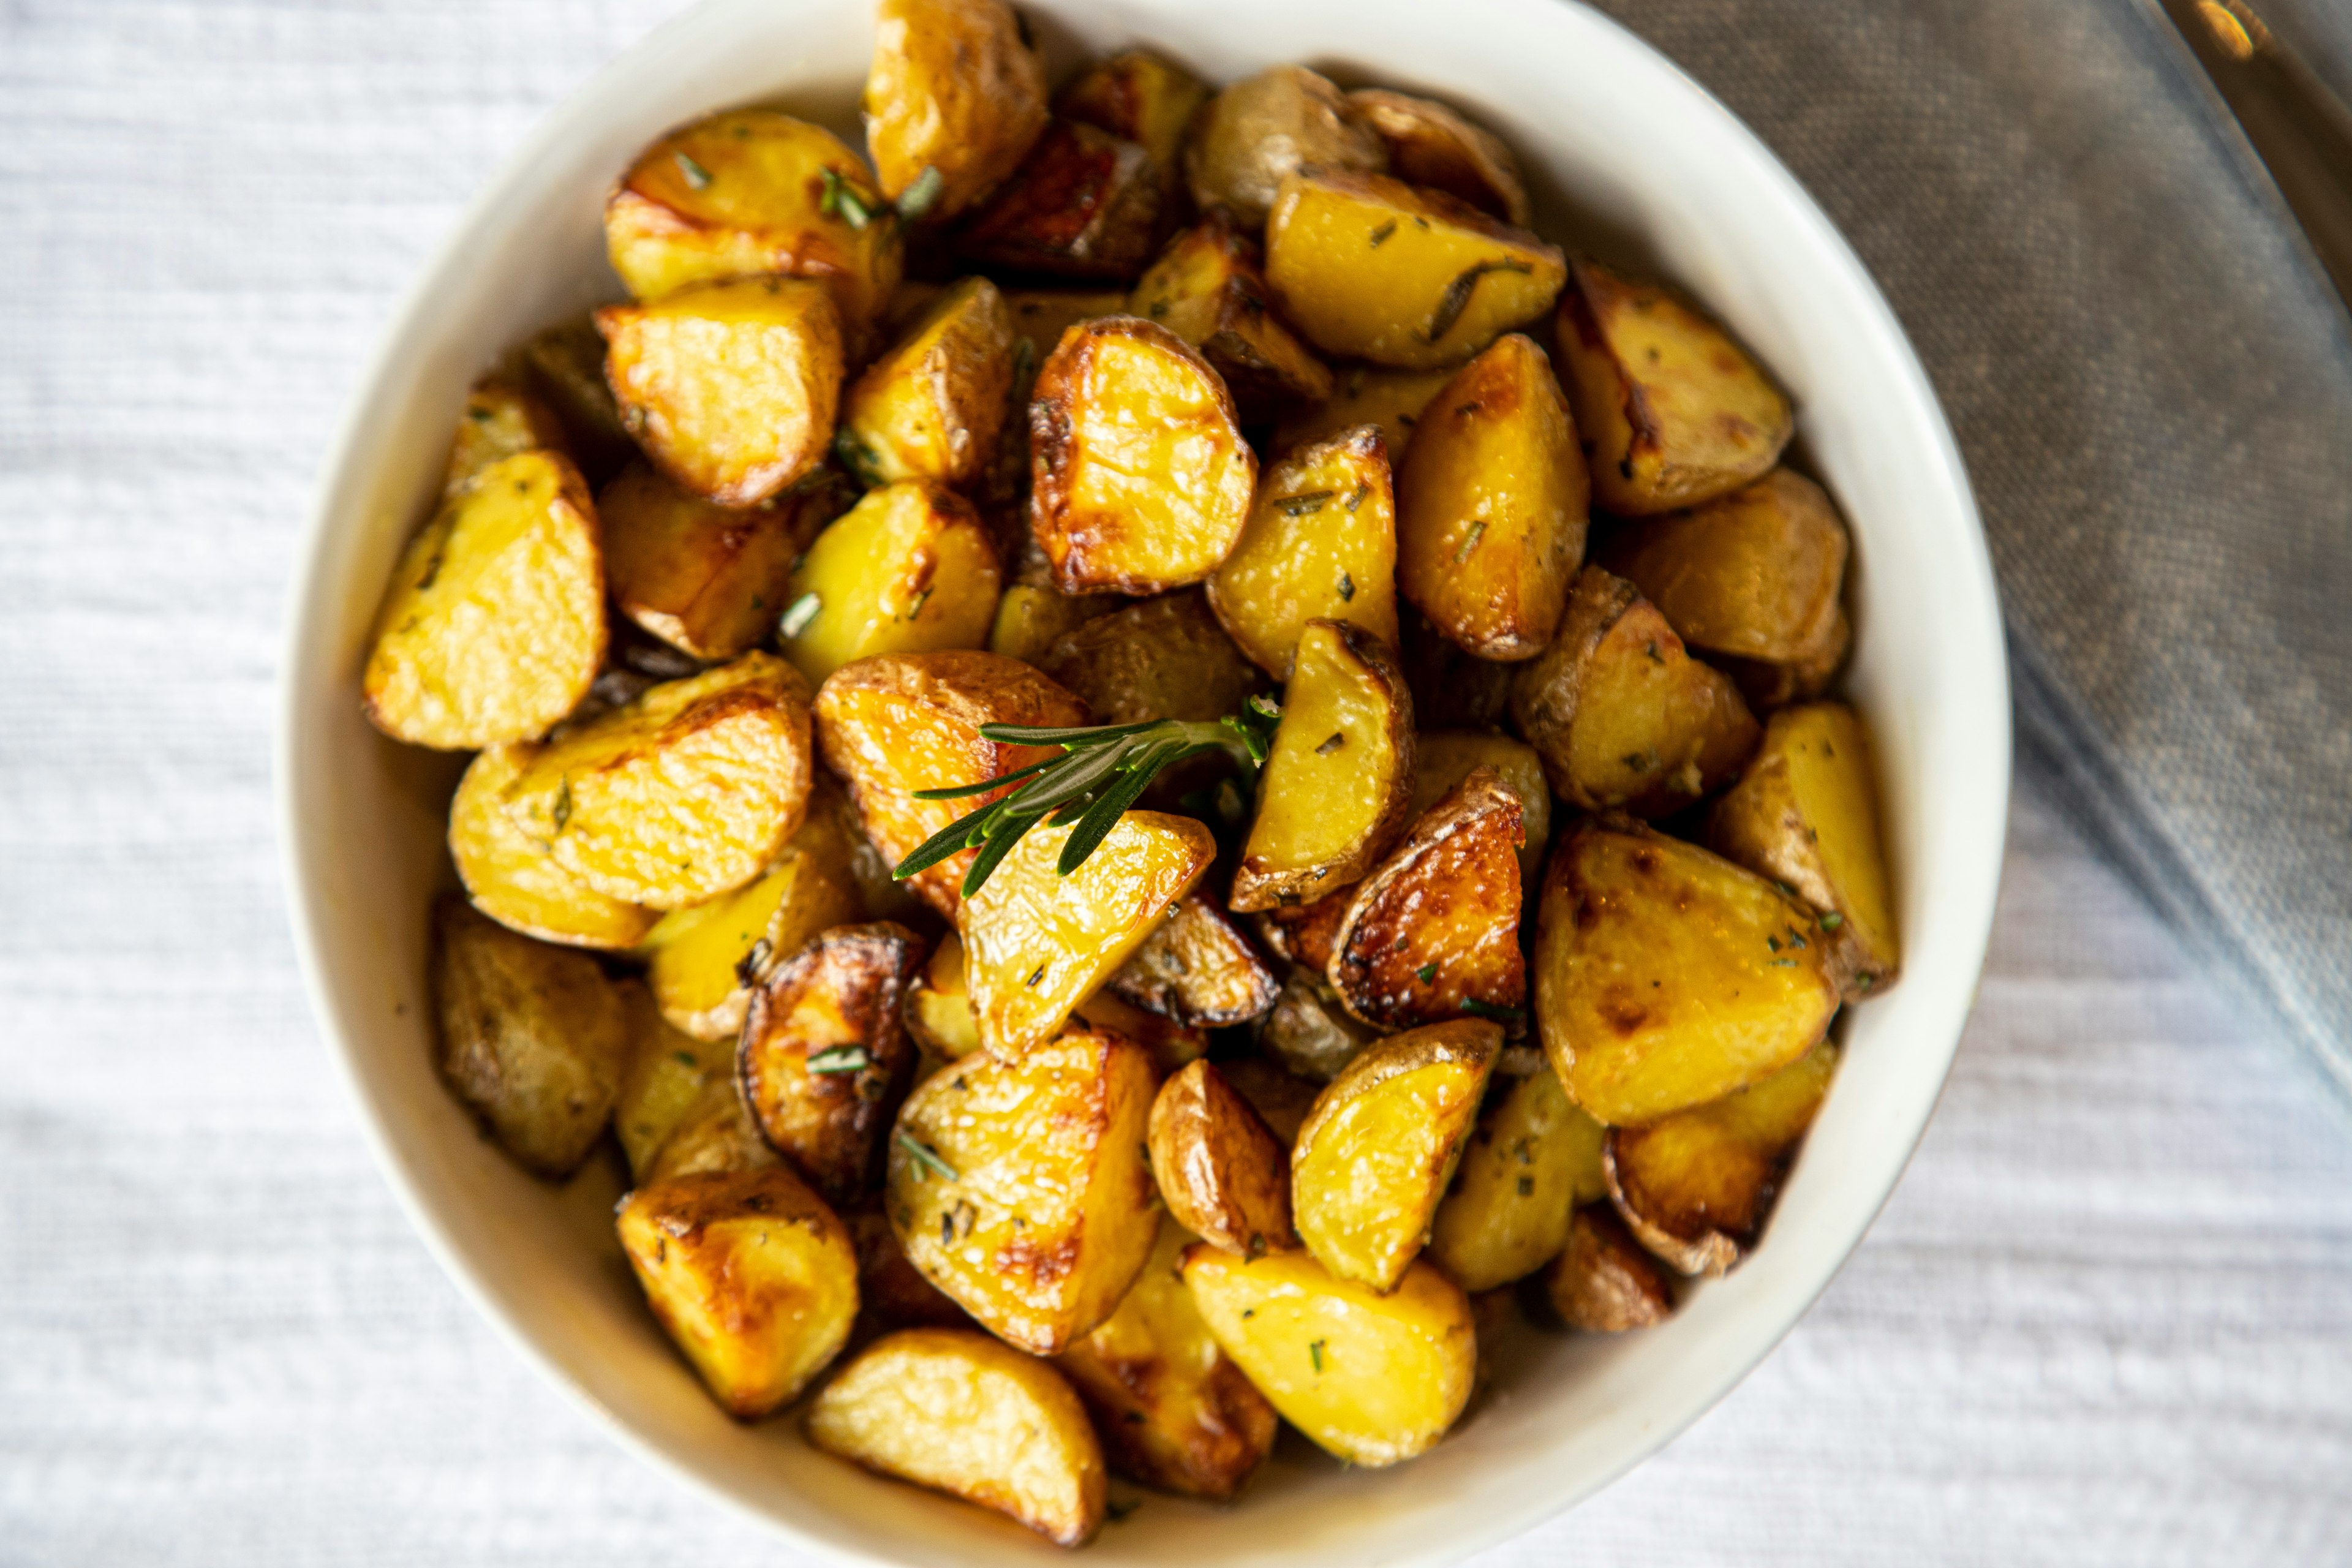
[4,1,2351,1562]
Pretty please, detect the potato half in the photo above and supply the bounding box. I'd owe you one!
[778,480,1002,687]
[448,744,657,950]
[1055,50,1211,205]
[1273,365,1453,459]
[1594,470,1849,665]
[1545,1204,1673,1332]
[1183,65,1387,228]
[1346,88,1530,226]
[1427,1064,1606,1292]
[639,835,865,1041]
[1208,426,1398,679]
[957,119,1164,282]
[598,462,827,662]
[1038,589,1261,727]
[1150,1060,1294,1257]
[1410,729,1551,897]
[614,983,734,1180]
[863,0,1049,221]
[1129,208,1334,421]
[1533,819,1839,1127]
[839,277,1016,491]
[1109,891,1281,1028]
[443,377,568,497]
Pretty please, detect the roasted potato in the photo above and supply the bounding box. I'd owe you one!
[1218,1056,1322,1146]
[902,929,983,1058]
[960,812,1217,1061]
[1063,987,1209,1078]
[1426,1065,1605,1292]
[443,377,568,497]
[1232,620,1415,912]
[1555,257,1793,514]
[957,119,1164,282]
[448,744,658,950]
[1265,171,1566,370]
[363,450,606,750]
[1532,819,1839,1126]
[1394,333,1588,660]
[1594,470,1848,666]
[1708,702,1899,998]
[1183,65,1387,228]
[812,650,1087,916]
[1607,1040,1838,1275]
[431,896,628,1178]
[1057,1215,1278,1499]
[847,1204,971,1329]
[1109,891,1280,1027]
[1038,589,1260,726]
[597,276,845,508]
[778,480,1002,686]
[800,768,932,926]
[838,278,1016,492]
[1183,1248,1475,1467]
[615,981,736,1179]
[617,1164,859,1417]
[598,462,820,661]
[502,652,813,909]
[1055,51,1212,206]
[1410,729,1551,895]
[1719,605,1849,713]
[1150,1060,1294,1257]
[644,1078,782,1185]
[1030,316,1257,595]
[1251,891,1348,974]
[1004,288,1129,363]
[1273,365,1452,458]
[513,314,636,481]
[1208,427,1397,679]
[1255,965,1380,1084]
[986,581,1122,668]
[1509,565,1758,816]
[1129,208,1334,421]
[889,1028,1159,1352]
[1396,606,1516,731]
[1545,1204,1672,1332]
[1327,766,1525,1030]
[640,836,865,1041]
[1290,1020,1498,1290]
[863,0,1049,221]
[603,109,901,339]
[808,1328,1105,1547]
[1346,88,1529,226]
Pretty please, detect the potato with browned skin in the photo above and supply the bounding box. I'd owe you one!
[1252,890,1348,974]
[1109,891,1280,1027]
[1594,470,1849,667]
[598,462,831,662]
[1184,65,1387,228]
[777,481,1003,687]
[1255,965,1381,1085]
[1150,1060,1294,1257]
[1410,729,1551,896]
[957,119,1164,282]
[1427,1065,1605,1292]
[1209,426,1398,679]
[1545,1205,1673,1332]
[1129,208,1334,421]
[863,0,1047,219]
[1055,50,1211,208]
[838,277,1017,491]
[443,377,569,496]
[1346,88,1530,225]
[845,1204,970,1330]
[1039,589,1261,727]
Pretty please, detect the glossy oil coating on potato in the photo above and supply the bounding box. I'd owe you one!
[1039,589,1260,727]
[363,450,606,750]
[1327,766,1526,1031]
[502,652,813,910]
[1255,965,1381,1085]
[1427,1064,1605,1292]
[448,744,657,950]
[839,277,1017,491]
[1030,317,1256,595]
[1183,1247,1475,1467]
[598,276,844,508]
[1291,1020,1498,1290]
[739,922,924,1202]
[1129,207,1334,421]
[1150,1061,1294,1257]
[641,832,866,1041]
[644,1077,782,1185]
[1265,171,1566,370]
[1232,620,1415,913]
[960,812,1217,1061]
[1109,890,1280,1027]
[864,0,1049,221]
[1594,469,1848,665]
[813,650,1087,916]
[1555,256,1792,514]
[1534,820,1839,1127]
[1057,1215,1278,1500]
[603,109,902,337]
[1709,701,1899,998]
[1183,65,1387,228]
[1209,426,1397,679]
[958,119,1164,282]
[1274,365,1452,459]
[808,1327,1105,1547]
[1346,88,1530,226]
[1606,1039,1838,1275]
[778,480,1002,686]
[888,1029,1159,1353]
[1510,565,1758,816]
[614,983,735,1179]
[1055,50,1210,206]
[598,462,820,661]
[902,929,982,1059]
[1545,1204,1672,1332]
[431,896,629,1178]
[617,1164,858,1418]
[1410,729,1551,897]
[443,377,569,496]
[1395,333,1588,660]
[1252,889,1349,973]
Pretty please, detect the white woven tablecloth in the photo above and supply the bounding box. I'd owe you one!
[4,2,2350,1561]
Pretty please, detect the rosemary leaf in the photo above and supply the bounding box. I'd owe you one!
[674,151,713,189]
[806,1046,872,1075]
[1425,258,1534,343]
[895,164,944,223]
[896,1132,959,1182]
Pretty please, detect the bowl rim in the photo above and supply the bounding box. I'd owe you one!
[276,0,2010,1560]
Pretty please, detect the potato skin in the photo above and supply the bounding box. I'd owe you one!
[1183,65,1387,228]
[1396,605,1517,732]
[807,1328,1105,1547]
[1545,1204,1672,1332]
[1208,425,1398,679]
[1109,891,1280,1027]
[986,580,1121,668]
[614,982,734,1180]
[846,1204,971,1330]
[1346,88,1529,225]
[1426,1064,1604,1292]
[1254,964,1380,1085]
[863,0,1049,221]
[1128,207,1335,422]
[957,119,1164,282]
[1055,50,1211,206]
[778,480,1003,687]
[448,744,657,951]
[1719,605,1849,713]
[1411,729,1552,896]
[1252,890,1349,976]
[1039,589,1260,728]
[1274,365,1452,459]
[1593,470,1848,665]
[443,377,568,497]
[1150,1061,1294,1257]
[639,834,865,1041]
[598,462,827,662]
[839,277,1016,492]
[643,1078,782,1186]
[1218,1057,1322,1147]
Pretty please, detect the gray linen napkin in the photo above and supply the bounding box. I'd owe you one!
[1574,0,2352,1096]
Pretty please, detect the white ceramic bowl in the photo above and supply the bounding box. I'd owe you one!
[279,1,2009,1561]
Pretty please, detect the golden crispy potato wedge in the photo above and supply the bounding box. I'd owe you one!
[1594,470,1849,665]
[513,315,636,481]
[597,276,844,508]
[847,1204,971,1330]
[615,981,735,1180]
[1426,1065,1605,1292]
[1251,890,1348,974]
[1395,333,1588,660]
[960,812,1217,1060]
[1555,257,1792,514]
[502,652,813,909]
[449,744,658,950]
[1411,729,1551,896]
[985,581,1121,668]
[1219,1056,1322,1147]
[1183,1248,1474,1467]
[813,650,1087,916]
[888,1029,1159,1352]
[1183,65,1387,228]
[739,922,924,1202]
[1232,620,1415,912]
[1510,565,1758,816]
[864,0,1049,221]
[1039,589,1260,726]
[1274,365,1452,458]
[839,277,1016,491]
[431,896,628,1178]
[1327,766,1525,1031]
[1057,1215,1278,1500]
[1534,819,1839,1126]
[809,1327,1105,1547]
[644,1079,782,1185]
[1254,965,1380,1084]
[958,119,1164,282]
[1346,88,1529,226]
[1709,702,1898,998]
[1208,426,1398,679]
[598,462,824,662]
[1055,50,1211,206]
[778,481,1002,687]
[640,835,865,1041]
[1545,1204,1672,1332]
[1265,171,1566,370]
[1150,1061,1294,1257]
[1291,1020,1498,1289]
[1109,891,1280,1027]
[443,377,568,496]
[1129,208,1334,421]
[363,450,606,750]
[902,929,983,1059]
[603,109,901,337]
[1063,988,1208,1078]
[1607,1040,1838,1275]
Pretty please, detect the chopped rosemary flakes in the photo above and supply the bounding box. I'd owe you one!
[805,1046,872,1075]
[1415,962,1439,984]
[895,1133,958,1182]
[673,151,712,189]
[1279,489,1337,517]
[1368,221,1396,247]
[1819,911,1845,931]
[1316,731,1346,756]
[777,590,822,639]
[1517,1175,1535,1196]
[894,164,944,222]
[1336,570,1355,601]
[1308,1339,1327,1371]
[1425,258,1532,342]
[1453,519,1488,562]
